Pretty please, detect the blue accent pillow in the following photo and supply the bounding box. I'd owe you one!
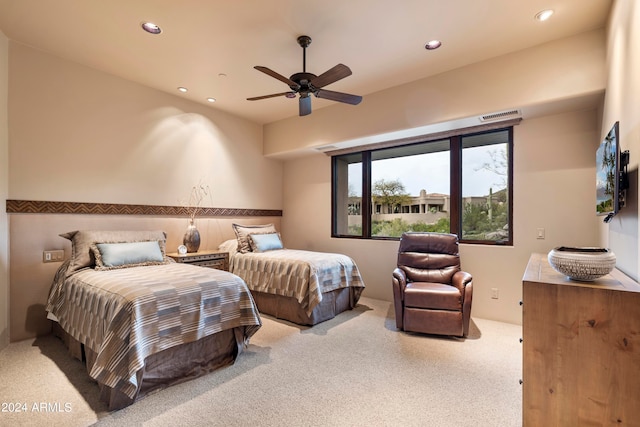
[92,241,166,270]
[248,233,284,252]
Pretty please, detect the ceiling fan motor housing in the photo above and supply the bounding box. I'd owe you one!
[289,72,317,93]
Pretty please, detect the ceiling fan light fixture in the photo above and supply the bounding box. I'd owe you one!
[425,40,442,50]
[141,22,162,34]
[534,9,554,22]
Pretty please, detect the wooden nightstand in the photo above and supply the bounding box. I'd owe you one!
[167,250,229,271]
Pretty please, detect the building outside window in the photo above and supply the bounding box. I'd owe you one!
[331,127,513,245]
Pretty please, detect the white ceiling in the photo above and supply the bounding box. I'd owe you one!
[0,0,612,125]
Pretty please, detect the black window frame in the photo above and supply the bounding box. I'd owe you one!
[331,126,514,245]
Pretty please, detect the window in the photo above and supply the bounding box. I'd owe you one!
[332,127,513,244]
[461,131,511,242]
[333,152,363,236]
[370,139,450,238]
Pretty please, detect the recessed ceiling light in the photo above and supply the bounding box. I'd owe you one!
[207,97,216,103]
[425,40,442,50]
[218,73,227,78]
[535,9,554,22]
[141,22,162,34]
[177,87,188,93]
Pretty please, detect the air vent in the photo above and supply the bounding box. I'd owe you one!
[480,109,521,122]
[313,145,339,152]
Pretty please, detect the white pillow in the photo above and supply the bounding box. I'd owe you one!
[218,239,239,256]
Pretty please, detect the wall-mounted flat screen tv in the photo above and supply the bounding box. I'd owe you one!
[596,121,628,223]
[596,122,619,217]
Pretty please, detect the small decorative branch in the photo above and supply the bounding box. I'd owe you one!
[184,180,211,223]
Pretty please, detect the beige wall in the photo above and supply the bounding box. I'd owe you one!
[282,109,601,325]
[603,0,640,280]
[0,30,9,350]
[7,43,284,341]
[9,42,282,209]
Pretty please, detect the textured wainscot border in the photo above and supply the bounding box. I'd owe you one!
[5,200,282,217]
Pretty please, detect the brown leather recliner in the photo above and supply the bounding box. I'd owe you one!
[392,232,473,337]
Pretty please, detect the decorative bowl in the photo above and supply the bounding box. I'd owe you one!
[547,247,616,281]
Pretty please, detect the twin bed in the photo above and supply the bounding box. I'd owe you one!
[220,223,365,325]
[46,230,262,410]
[46,226,365,410]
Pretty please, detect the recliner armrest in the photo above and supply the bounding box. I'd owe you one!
[393,267,407,286]
[452,270,472,292]
[392,267,407,329]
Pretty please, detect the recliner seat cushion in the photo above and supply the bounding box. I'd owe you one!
[404,282,462,311]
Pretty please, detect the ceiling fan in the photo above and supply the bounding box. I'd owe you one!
[247,35,362,116]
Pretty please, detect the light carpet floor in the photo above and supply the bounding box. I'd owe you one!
[0,297,522,426]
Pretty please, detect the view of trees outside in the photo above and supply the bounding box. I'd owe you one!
[372,179,412,214]
[370,147,450,237]
[342,139,509,240]
[347,177,451,237]
[461,142,509,241]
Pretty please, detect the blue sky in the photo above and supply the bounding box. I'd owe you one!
[356,144,507,197]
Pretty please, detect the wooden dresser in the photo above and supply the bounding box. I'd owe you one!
[522,253,640,426]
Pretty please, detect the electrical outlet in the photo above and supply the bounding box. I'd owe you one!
[491,288,499,299]
[43,250,64,263]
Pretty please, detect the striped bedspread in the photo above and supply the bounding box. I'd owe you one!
[46,262,261,399]
[230,249,365,315]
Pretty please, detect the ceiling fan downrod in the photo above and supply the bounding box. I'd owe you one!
[297,35,311,73]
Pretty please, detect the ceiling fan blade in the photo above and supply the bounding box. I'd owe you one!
[299,95,312,116]
[254,66,300,90]
[315,89,362,105]
[309,64,352,89]
[247,92,295,101]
